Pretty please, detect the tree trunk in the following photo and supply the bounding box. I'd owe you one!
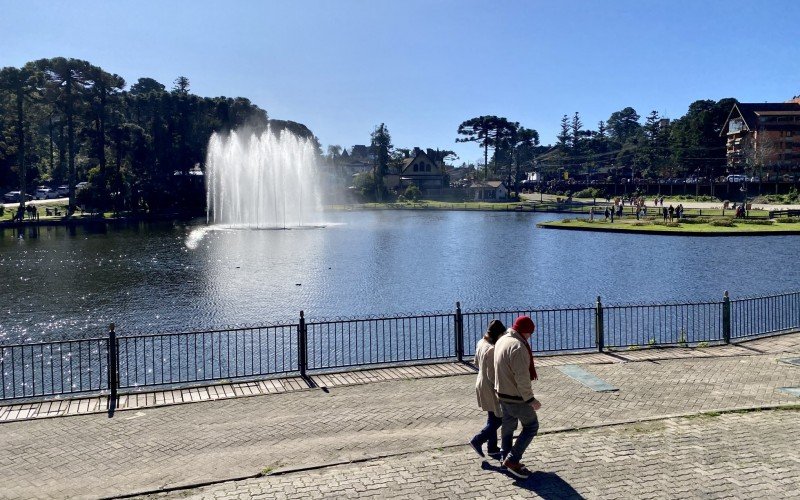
[16,87,26,213]
[483,142,488,180]
[66,74,76,216]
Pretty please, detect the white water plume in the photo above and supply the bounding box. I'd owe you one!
[205,127,323,228]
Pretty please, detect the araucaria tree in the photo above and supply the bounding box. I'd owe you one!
[0,64,43,212]
[456,115,518,179]
[456,116,494,178]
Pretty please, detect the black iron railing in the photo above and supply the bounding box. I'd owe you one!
[1,290,798,401]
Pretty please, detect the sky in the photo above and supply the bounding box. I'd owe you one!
[1,0,799,165]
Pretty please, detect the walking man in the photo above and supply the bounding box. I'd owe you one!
[494,316,541,479]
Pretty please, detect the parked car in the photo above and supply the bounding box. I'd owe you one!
[56,185,69,197]
[76,182,89,192]
[3,191,34,203]
[726,174,748,183]
[34,187,57,199]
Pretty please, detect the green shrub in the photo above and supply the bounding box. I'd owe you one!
[632,222,650,227]
[738,219,774,225]
[665,222,681,227]
[561,218,572,223]
[777,217,800,223]
[404,185,422,202]
[710,219,735,227]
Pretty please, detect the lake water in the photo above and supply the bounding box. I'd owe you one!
[1,210,799,343]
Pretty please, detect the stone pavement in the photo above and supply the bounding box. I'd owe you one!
[156,408,800,500]
[1,334,799,499]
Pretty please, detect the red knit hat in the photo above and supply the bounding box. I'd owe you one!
[512,316,535,335]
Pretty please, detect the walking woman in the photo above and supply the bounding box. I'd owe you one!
[469,319,507,460]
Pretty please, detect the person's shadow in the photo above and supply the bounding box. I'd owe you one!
[481,462,585,499]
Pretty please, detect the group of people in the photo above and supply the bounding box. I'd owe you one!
[469,316,540,480]
[12,205,38,222]
[662,204,684,221]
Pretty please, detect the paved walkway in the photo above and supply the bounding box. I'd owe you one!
[161,409,800,499]
[1,334,799,499]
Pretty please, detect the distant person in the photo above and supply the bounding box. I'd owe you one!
[469,320,507,461]
[589,206,594,221]
[610,206,614,222]
[604,207,610,221]
[668,204,675,221]
[662,206,668,221]
[495,316,541,479]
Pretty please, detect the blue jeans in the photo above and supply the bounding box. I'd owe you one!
[472,411,502,452]
[500,401,539,463]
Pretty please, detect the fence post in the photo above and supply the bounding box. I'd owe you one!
[455,302,464,362]
[595,296,604,352]
[298,311,307,378]
[107,323,118,412]
[722,291,731,344]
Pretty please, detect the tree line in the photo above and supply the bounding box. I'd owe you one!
[456,98,738,186]
[0,57,315,215]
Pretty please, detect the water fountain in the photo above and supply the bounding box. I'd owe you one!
[205,127,323,229]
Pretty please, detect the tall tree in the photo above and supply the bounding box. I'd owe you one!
[570,112,583,151]
[669,98,736,179]
[489,117,517,176]
[85,65,125,208]
[508,126,539,190]
[456,116,495,178]
[35,57,91,215]
[606,107,641,144]
[0,64,43,211]
[172,76,190,95]
[370,123,391,202]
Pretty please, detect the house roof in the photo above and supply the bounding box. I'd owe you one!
[723,102,800,135]
[401,151,444,175]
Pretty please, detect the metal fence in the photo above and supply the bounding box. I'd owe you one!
[2,290,799,401]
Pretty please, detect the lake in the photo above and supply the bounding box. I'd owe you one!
[2,210,799,343]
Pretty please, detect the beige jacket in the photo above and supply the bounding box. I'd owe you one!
[474,339,502,415]
[494,330,535,404]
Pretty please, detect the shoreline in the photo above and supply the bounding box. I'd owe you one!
[537,219,800,237]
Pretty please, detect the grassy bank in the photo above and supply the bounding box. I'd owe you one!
[537,217,800,235]
[327,200,771,218]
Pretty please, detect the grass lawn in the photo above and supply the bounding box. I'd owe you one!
[0,201,118,223]
[537,217,800,235]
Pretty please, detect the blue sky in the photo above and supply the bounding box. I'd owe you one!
[1,0,798,164]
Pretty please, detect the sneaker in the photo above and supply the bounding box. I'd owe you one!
[468,438,485,458]
[502,458,532,479]
[487,448,502,461]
